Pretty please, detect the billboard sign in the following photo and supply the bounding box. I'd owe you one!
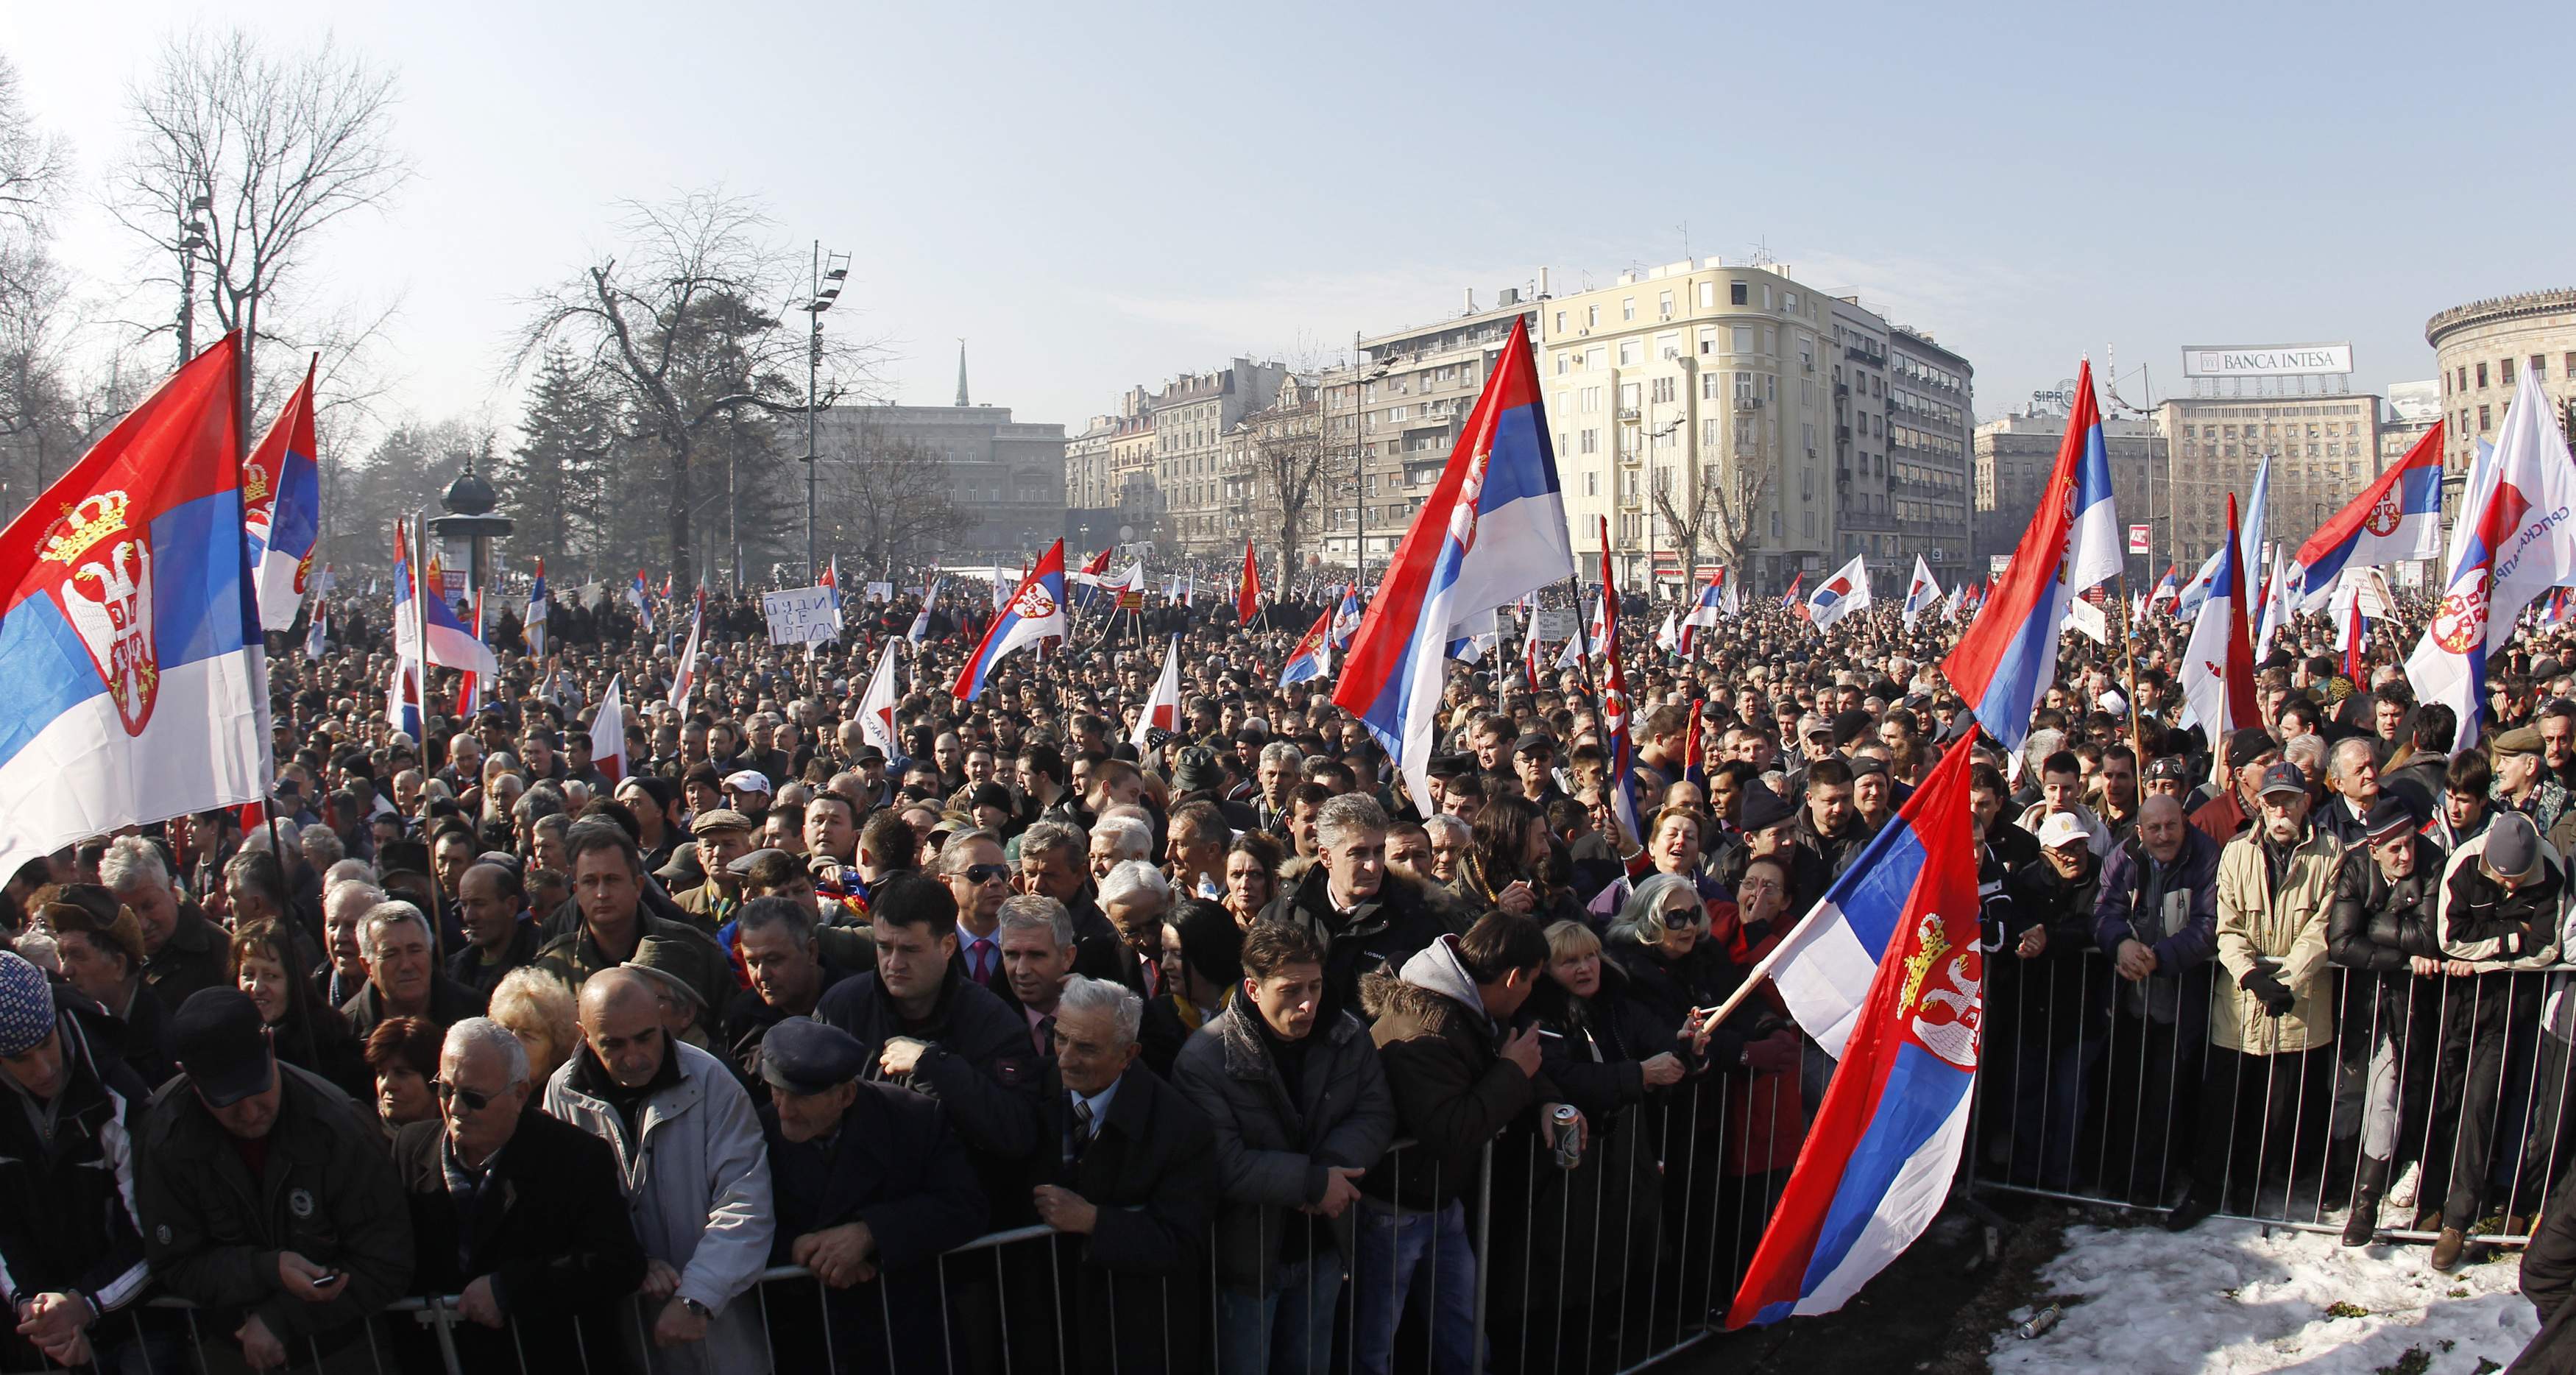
[2127,524,2151,554]
[2181,343,2354,378]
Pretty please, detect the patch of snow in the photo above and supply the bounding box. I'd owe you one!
[1990,1216,2536,1374]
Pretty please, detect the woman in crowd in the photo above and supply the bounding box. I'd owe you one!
[1222,832,1283,929]
[488,964,581,1084]
[364,1015,442,1137]
[229,918,368,1100]
[1456,795,1585,928]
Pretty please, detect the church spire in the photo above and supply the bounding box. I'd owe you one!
[955,339,969,408]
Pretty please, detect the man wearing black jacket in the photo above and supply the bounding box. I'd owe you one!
[815,873,1044,1220]
[0,955,160,1373]
[391,1018,644,1371]
[2323,799,2446,1246]
[2091,796,2221,1206]
[1257,793,1453,1022]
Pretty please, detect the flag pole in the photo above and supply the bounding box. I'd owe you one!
[2115,570,2145,761]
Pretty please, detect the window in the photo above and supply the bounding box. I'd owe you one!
[1805,512,1816,537]
[2531,355,2548,380]
[1657,291,1674,318]
[1618,340,1640,366]
[1730,280,1749,305]
[1785,291,1800,312]
[1702,373,1722,400]
[1583,471,1598,496]
[1556,350,1570,375]
[1731,325,1754,353]
[1621,297,1635,321]
[1651,377,1677,404]
[1587,346,1605,371]
[1582,386,1602,412]
[2503,358,2517,385]
[1581,429,1599,454]
[1586,305,1600,328]
[2480,406,2492,431]
[1619,383,1640,410]
[1553,311,1566,334]
[2477,361,2489,387]
[1699,327,1718,356]
[1657,331,1681,359]
[1699,281,1716,308]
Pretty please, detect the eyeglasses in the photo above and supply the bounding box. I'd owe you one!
[960,863,1011,885]
[434,1079,506,1112]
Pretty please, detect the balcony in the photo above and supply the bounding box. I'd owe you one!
[1616,407,1641,423]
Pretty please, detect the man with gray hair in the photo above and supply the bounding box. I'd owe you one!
[314,879,383,1009]
[1097,860,1173,1000]
[391,1017,644,1371]
[1259,791,1453,1019]
[1024,974,1217,1375]
[342,900,488,1041]
[2318,735,2381,848]
[996,894,1081,1053]
[101,835,230,1008]
[1255,740,1304,832]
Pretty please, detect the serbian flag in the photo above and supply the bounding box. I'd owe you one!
[1807,555,1872,632]
[1521,621,1544,693]
[1780,572,1804,609]
[242,353,321,632]
[303,599,329,660]
[1681,699,1706,789]
[821,555,843,623]
[1131,634,1183,748]
[2407,375,2576,750]
[1236,538,1262,623]
[629,570,654,634]
[2293,423,2445,611]
[910,573,943,643]
[1591,519,1642,845]
[590,674,628,786]
[1332,314,1576,809]
[668,590,706,712]
[954,539,1068,701]
[1679,569,1724,656]
[388,656,423,741]
[1280,611,1334,687]
[394,529,498,676]
[1070,546,1112,607]
[1942,358,2120,752]
[0,333,270,879]
[1728,736,1981,1325]
[1900,555,1940,630]
[2179,494,2258,760]
[2145,562,2180,615]
[456,590,486,717]
[525,557,550,657]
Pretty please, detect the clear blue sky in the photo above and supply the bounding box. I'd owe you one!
[10,0,2572,440]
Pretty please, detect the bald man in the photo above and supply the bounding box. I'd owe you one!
[544,969,774,1368]
[2090,793,2223,1206]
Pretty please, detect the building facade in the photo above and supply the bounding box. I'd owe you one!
[1974,409,2167,566]
[2154,393,2382,568]
[812,402,1068,562]
[2426,289,2576,472]
[1146,359,1287,558]
[1886,325,1975,578]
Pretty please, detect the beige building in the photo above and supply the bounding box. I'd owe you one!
[1145,359,1288,557]
[1537,261,1970,594]
[2427,289,2576,471]
[2156,393,2382,565]
[1975,410,2166,564]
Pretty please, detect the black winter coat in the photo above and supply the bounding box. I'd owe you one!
[390,1108,648,1374]
[1025,1062,1217,1375]
[815,966,1044,1220]
[0,1010,152,1334]
[1259,865,1457,1023]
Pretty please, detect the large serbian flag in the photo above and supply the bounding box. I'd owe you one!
[953,539,1067,702]
[1728,736,1981,1325]
[2292,423,2445,612]
[242,353,322,632]
[0,333,269,878]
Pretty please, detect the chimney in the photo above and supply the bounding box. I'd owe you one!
[1538,266,1551,299]
[1464,288,1477,314]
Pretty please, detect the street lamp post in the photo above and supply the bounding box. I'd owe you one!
[176,196,208,367]
[803,241,849,585]
[1348,333,1394,587]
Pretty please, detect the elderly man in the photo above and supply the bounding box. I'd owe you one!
[1259,793,1451,1021]
[2317,737,2382,848]
[449,861,541,997]
[2092,793,2222,1206]
[392,1018,644,1371]
[721,897,849,1088]
[940,830,1016,994]
[100,836,227,1010]
[341,900,488,1040]
[1099,860,1175,1000]
[2169,761,2342,1233]
[1089,814,1154,885]
[537,823,732,1035]
[1165,800,1230,901]
[996,894,1081,1054]
[2322,798,2448,1245]
[0,954,157,1373]
[675,808,757,935]
[314,880,382,1010]
[545,969,774,1371]
[140,989,413,1370]
[1023,976,1216,1375]
[818,873,1045,1217]
[757,1017,988,1374]
[1175,922,1394,1375]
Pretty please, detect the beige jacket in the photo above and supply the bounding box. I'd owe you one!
[2210,824,2343,1055]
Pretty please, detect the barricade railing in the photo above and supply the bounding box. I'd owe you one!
[24,947,2574,1374]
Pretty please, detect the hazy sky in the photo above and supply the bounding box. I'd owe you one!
[11,0,2573,445]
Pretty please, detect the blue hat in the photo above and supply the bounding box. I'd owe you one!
[760,1017,868,1097]
[0,952,54,1057]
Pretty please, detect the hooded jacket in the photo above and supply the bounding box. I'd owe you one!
[1171,1001,1395,1293]
[0,1006,152,1327]
[1356,936,1558,1211]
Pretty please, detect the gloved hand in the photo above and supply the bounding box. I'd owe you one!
[2240,966,2295,1017]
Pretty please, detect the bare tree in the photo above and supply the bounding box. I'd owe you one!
[517,189,869,589]
[1657,434,1776,586]
[0,55,67,236]
[1235,375,1333,581]
[109,28,409,448]
[825,433,971,576]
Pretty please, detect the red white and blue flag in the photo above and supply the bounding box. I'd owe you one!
[2407,376,2576,749]
[668,589,707,712]
[2293,423,2446,612]
[2145,562,2180,615]
[0,334,270,877]
[242,353,322,632]
[1678,568,1724,655]
[394,529,498,676]
[1591,518,1642,844]
[303,599,329,660]
[1900,555,1940,630]
[1780,572,1803,610]
[456,590,487,717]
[2179,495,2259,759]
[1807,554,1873,632]
[1332,316,1574,807]
[1942,358,2120,751]
[629,570,654,634]
[525,557,549,657]
[1728,736,1982,1326]
[1069,546,1113,607]
[954,539,1068,702]
[910,573,943,644]
[1681,698,1705,790]
[1280,610,1334,687]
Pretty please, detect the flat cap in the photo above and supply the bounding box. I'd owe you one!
[760,1016,870,1097]
[2145,756,2193,782]
[2228,727,2277,771]
[2494,725,2545,758]
[2257,760,2308,799]
[2363,797,2418,844]
[690,808,755,837]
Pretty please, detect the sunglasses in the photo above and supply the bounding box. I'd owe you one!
[960,863,1011,885]
[435,1080,507,1112]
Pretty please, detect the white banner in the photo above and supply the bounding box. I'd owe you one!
[865,581,894,603]
[1532,608,1579,643]
[762,585,842,645]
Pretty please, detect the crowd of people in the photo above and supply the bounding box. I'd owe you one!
[10,566,2576,1374]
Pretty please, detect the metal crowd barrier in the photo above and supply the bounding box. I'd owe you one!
[20,948,2569,1374]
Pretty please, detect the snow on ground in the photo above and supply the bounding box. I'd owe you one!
[1989,1216,2537,1374]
